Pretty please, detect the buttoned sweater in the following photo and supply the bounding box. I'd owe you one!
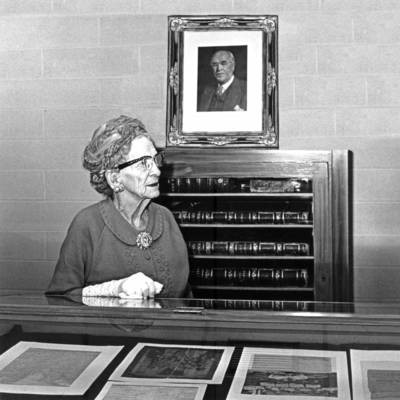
[46,198,190,298]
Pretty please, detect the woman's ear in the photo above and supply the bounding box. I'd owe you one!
[105,170,121,189]
[105,170,125,193]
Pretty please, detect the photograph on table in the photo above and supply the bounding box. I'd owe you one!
[95,381,207,400]
[166,15,278,147]
[109,342,234,384]
[227,347,351,400]
[351,349,400,400]
[0,341,122,395]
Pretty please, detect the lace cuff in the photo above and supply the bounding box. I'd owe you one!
[82,279,123,297]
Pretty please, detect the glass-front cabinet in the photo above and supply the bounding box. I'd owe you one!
[158,149,351,302]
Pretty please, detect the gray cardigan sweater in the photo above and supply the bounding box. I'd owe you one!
[46,198,190,298]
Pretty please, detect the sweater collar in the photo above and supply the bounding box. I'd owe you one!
[98,198,163,246]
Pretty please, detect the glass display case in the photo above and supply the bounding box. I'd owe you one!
[1,291,400,399]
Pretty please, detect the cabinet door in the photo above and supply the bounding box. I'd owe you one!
[312,162,333,301]
[160,177,316,301]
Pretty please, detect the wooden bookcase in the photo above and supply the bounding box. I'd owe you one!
[158,149,351,302]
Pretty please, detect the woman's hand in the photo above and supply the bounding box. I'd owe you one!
[118,272,163,299]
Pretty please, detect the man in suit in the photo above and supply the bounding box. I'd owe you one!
[198,50,247,112]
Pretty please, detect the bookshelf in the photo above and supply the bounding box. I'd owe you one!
[158,149,351,302]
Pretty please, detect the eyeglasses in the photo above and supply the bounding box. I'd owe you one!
[117,152,163,171]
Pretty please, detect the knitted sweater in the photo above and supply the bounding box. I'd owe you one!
[46,198,190,298]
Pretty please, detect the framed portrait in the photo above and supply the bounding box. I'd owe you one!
[166,15,278,147]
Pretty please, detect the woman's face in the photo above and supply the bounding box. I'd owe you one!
[118,136,161,200]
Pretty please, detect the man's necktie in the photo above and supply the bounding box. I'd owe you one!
[216,85,223,97]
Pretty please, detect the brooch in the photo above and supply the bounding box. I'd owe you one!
[136,231,153,249]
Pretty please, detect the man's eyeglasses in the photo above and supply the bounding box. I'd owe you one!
[117,153,163,171]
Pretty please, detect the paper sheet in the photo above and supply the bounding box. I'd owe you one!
[109,342,234,384]
[0,341,122,395]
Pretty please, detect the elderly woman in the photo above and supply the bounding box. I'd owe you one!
[46,115,190,298]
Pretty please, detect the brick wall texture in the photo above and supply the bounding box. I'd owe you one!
[0,0,399,301]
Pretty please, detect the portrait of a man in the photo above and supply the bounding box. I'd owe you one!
[168,16,277,145]
[197,46,247,112]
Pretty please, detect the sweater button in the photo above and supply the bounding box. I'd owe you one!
[143,250,151,260]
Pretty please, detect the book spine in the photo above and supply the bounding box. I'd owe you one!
[249,178,311,193]
[189,299,310,311]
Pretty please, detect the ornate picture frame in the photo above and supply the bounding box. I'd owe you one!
[166,15,278,147]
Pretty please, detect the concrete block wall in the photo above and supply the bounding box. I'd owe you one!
[0,0,399,301]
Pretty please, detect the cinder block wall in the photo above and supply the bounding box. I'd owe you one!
[0,0,399,301]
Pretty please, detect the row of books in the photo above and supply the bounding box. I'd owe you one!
[189,299,310,311]
[190,267,309,287]
[163,177,311,193]
[187,241,311,256]
[173,210,311,224]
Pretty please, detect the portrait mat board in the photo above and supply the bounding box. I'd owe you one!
[227,347,351,400]
[95,381,207,400]
[182,30,263,134]
[0,341,123,395]
[351,349,400,400]
[109,342,234,384]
